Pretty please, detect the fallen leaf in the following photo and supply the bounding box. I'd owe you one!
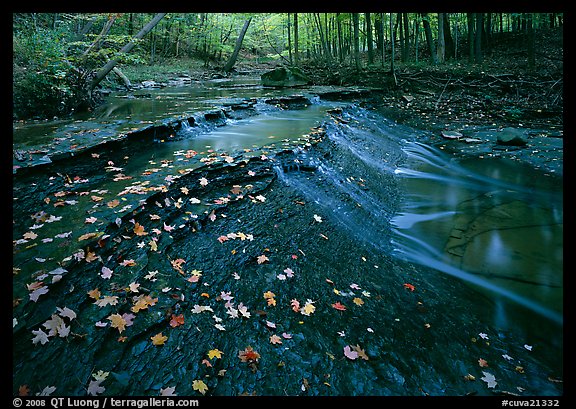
[343,345,358,360]
[238,346,260,363]
[108,314,127,333]
[257,254,269,264]
[192,379,208,395]
[169,314,185,328]
[352,297,364,306]
[87,380,105,396]
[290,299,300,312]
[151,332,168,346]
[160,386,177,396]
[208,349,223,360]
[101,266,113,279]
[403,283,415,291]
[352,344,369,360]
[331,302,347,311]
[199,177,209,187]
[301,300,316,316]
[478,358,489,368]
[133,223,147,236]
[270,334,282,345]
[480,371,497,388]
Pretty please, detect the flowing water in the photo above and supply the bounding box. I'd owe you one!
[12,78,563,395]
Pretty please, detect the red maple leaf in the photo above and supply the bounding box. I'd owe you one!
[403,283,415,291]
[331,302,347,311]
[169,314,185,328]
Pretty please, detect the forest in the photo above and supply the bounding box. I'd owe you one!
[13,12,563,121]
[13,12,563,400]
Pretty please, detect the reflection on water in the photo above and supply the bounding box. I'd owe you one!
[392,141,563,325]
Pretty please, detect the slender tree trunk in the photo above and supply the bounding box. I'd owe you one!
[390,13,396,83]
[293,13,299,66]
[527,13,535,69]
[414,18,419,62]
[90,12,167,90]
[402,12,410,62]
[467,13,475,62]
[474,13,483,63]
[353,13,361,70]
[287,13,292,65]
[223,17,252,72]
[82,14,117,59]
[437,13,445,63]
[337,13,343,62]
[365,13,374,65]
[443,13,455,59]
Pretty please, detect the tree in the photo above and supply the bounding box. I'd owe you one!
[437,13,445,63]
[293,13,299,66]
[474,13,484,63]
[421,13,437,64]
[352,13,361,70]
[222,17,252,72]
[365,13,374,65]
[90,13,167,90]
[527,13,535,69]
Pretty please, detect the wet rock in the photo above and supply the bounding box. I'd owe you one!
[441,130,463,140]
[497,127,528,146]
[261,67,310,87]
[264,95,311,109]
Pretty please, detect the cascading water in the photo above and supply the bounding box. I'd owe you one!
[391,140,563,326]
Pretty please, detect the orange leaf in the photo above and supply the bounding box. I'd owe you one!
[403,283,415,291]
[238,346,260,362]
[478,358,489,368]
[133,222,147,236]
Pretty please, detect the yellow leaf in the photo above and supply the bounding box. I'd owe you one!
[107,199,120,208]
[149,239,158,251]
[207,349,223,359]
[108,314,127,333]
[151,332,167,346]
[301,301,316,316]
[87,288,101,300]
[263,291,276,299]
[353,297,364,306]
[192,379,208,395]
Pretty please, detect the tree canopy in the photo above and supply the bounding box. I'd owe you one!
[13,12,562,120]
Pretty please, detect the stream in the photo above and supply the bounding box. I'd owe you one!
[12,77,563,396]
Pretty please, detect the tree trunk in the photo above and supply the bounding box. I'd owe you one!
[365,13,374,65]
[442,13,455,59]
[223,17,252,72]
[402,12,410,62]
[90,13,166,90]
[467,13,475,63]
[293,13,299,66]
[474,13,483,63]
[353,13,361,70]
[390,13,396,84]
[527,13,535,70]
[421,13,437,64]
[82,14,117,59]
[436,13,445,63]
[287,13,293,65]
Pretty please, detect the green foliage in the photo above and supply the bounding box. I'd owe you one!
[13,28,79,119]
